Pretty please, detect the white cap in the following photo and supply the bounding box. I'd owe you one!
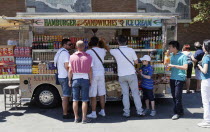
[140,55,151,61]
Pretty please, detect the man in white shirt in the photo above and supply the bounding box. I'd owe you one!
[54,39,72,119]
[86,37,109,118]
[110,35,143,117]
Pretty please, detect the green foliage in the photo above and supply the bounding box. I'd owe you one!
[192,1,210,23]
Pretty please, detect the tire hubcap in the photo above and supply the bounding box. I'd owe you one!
[39,90,54,105]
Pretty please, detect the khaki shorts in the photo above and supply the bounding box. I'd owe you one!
[89,76,106,97]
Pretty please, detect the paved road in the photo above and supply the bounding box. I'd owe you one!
[0,92,209,132]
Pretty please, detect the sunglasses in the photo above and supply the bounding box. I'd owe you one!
[66,43,73,46]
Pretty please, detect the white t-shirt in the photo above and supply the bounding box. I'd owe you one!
[110,46,137,76]
[86,47,106,76]
[56,49,70,78]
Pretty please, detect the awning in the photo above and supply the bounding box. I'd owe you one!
[2,13,178,28]
[4,12,179,20]
[0,16,20,30]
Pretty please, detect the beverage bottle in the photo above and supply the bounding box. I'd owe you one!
[150,38,153,49]
[142,38,145,49]
[146,37,149,49]
[130,37,133,48]
[23,57,26,65]
[27,57,30,65]
[19,65,22,74]
[19,58,22,65]
[26,65,29,74]
[15,57,18,65]
[30,57,32,65]
[16,66,19,74]
[29,65,32,74]
[164,50,170,65]
[164,51,170,71]
[154,63,157,73]
[139,38,142,49]
[159,37,163,49]
[128,37,131,47]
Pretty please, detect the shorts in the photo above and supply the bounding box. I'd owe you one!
[142,88,154,101]
[187,63,193,78]
[72,78,90,102]
[89,76,106,97]
[58,77,71,97]
[195,67,202,80]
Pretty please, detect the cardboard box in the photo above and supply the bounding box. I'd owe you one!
[107,90,121,98]
[154,84,166,94]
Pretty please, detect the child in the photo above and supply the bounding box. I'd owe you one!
[139,55,156,116]
[197,40,210,128]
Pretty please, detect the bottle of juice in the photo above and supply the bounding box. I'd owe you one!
[164,50,170,71]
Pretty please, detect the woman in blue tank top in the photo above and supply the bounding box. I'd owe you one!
[197,40,210,128]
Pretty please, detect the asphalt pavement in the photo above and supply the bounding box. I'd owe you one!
[0,92,209,132]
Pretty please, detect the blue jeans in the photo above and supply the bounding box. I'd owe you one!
[58,77,71,97]
[72,78,90,102]
[170,79,184,115]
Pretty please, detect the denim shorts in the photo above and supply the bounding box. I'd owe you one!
[72,78,90,102]
[58,77,71,97]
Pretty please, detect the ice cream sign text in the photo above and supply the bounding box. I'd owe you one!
[33,19,162,27]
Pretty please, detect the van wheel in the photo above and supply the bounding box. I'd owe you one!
[34,85,61,108]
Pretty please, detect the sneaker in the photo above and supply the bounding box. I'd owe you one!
[123,112,130,118]
[197,121,210,128]
[150,110,156,116]
[87,113,97,119]
[142,109,150,115]
[82,118,92,124]
[62,114,71,119]
[98,111,106,117]
[186,90,192,94]
[171,114,180,120]
[74,118,80,123]
[137,111,144,116]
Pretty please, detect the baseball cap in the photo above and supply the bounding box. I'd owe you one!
[194,42,202,47]
[140,55,151,61]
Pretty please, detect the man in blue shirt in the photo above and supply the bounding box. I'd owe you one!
[191,42,205,92]
[167,41,188,120]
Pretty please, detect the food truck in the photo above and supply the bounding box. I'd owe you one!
[2,13,178,108]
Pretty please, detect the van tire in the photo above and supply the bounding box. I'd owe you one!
[34,85,61,108]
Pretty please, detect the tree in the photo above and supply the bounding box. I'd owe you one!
[192,0,210,23]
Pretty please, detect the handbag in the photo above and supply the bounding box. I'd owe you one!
[55,49,66,85]
[118,48,134,67]
[91,49,104,66]
[118,48,138,74]
[55,73,60,85]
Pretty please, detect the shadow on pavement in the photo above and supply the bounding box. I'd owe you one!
[0,92,204,123]
[0,111,24,122]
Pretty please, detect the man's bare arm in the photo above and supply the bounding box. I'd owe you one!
[168,64,188,70]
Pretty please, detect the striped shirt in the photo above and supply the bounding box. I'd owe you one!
[140,64,154,89]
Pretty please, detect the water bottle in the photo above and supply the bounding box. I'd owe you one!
[27,57,29,65]
[29,65,32,74]
[16,66,19,74]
